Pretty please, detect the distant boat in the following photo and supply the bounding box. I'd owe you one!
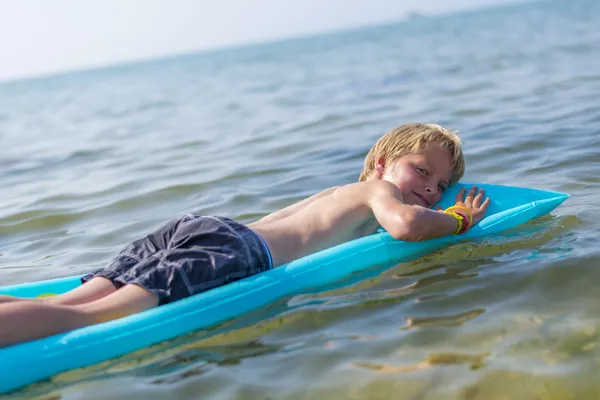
[406,10,426,20]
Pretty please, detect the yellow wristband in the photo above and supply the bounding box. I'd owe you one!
[445,206,473,226]
[444,210,464,234]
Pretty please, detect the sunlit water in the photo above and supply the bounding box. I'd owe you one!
[1,0,599,398]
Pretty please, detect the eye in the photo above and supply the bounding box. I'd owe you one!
[438,184,447,192]
[417,167,428,176]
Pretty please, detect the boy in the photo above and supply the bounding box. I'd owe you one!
[0,123,489,347]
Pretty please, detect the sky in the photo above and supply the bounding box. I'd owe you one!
[0,0,525,82]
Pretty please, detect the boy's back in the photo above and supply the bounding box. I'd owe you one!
[249,182,382,266]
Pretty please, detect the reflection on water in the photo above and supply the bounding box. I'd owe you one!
[403,309,486,330]
[355,351,489,374]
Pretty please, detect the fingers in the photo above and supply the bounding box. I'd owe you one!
[465,186,477,205]
[472,188,485,207]
[455,186,488,209]
[455,187,466,203]
[480,196,491,211]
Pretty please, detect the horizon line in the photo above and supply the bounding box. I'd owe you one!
[0,0,532,85]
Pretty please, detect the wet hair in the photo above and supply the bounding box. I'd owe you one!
[359,123,465,184]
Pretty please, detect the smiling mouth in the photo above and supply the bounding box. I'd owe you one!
[413,192,430,207]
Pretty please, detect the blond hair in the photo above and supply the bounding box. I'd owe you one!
[359,123,465,184]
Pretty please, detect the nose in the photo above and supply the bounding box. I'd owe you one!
[424,185,439,199]
[425,185,437,194]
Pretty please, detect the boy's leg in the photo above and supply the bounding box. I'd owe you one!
[0,295,19,304]
[0,277,118,306]
[44,277,118,305]
[76,283,159,323]
[0,284,158,348]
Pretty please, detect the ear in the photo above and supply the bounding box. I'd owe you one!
[375,157,386,175]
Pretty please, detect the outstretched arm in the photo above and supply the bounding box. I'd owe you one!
[369,183,489,241]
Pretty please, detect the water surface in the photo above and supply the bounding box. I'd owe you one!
[1,0,599,398]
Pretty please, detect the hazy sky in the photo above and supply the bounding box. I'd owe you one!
[0,0,524,82]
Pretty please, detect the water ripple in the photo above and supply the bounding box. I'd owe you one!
[2,0,600,398]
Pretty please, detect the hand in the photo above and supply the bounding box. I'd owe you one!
[452,186,490,226]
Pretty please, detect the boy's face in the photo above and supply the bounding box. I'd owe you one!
[377,143,453,208]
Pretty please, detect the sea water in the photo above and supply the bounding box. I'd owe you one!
[0,0,599,398]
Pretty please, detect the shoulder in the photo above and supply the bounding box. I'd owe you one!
[335,181,403,202]
[357,180,402,197]
[307,185,342,200]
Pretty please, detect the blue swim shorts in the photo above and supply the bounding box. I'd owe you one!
[82,214,273,305]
